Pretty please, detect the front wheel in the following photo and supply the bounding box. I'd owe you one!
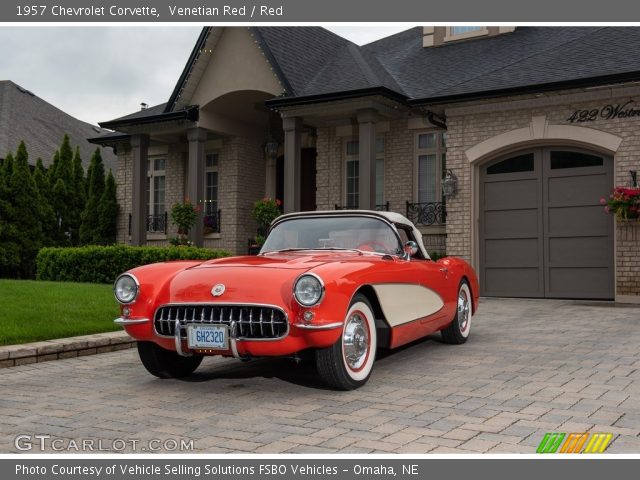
[137,341,203,378]
[315,294,377,390]
[440,281,472,344]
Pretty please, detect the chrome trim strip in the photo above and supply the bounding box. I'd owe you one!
[113,317,150,325]
[295,322,344,330]
[174,319,192,357]
[153,303,289,341]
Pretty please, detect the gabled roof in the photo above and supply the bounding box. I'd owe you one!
[0,80,116,171]
[102,26,640,125]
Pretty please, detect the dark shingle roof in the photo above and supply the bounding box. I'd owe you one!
[109,27,640,123]
[0,80,117,171]
[361,26,640,102]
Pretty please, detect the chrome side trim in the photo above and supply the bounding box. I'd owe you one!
[174,319,192,357]
[295,322,344,330]
[113,317,150,325]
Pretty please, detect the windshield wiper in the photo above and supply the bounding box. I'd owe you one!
[259,248,309,255]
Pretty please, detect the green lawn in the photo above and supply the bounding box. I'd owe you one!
[0,279,120,346]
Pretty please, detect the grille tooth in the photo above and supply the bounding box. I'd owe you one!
[154,305,287,340]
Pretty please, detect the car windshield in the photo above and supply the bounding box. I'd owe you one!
[260,216,403,255]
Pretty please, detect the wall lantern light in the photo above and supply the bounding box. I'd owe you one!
[441,169,458,197]
[264,140,279,159]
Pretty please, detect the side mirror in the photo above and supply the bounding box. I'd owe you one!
[404,241,418,260]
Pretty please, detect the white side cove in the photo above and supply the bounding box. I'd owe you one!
[371,284,445,327]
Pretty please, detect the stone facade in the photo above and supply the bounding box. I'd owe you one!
[443,85,640,300]
[114,135,265,255]
[315,119,446,254]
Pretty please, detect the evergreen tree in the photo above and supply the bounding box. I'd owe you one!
[49,135,76,245]
[0,153,20,277]
[6,142,43,277]
[98,170,119,244]
[33,158,57,246]
[68,147,86,245]
[80,148,105,244]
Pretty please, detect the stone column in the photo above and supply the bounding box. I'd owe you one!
[283,117,302,213]
[187,127,207,247]
[357,109,377,210]
[130,134,149,246]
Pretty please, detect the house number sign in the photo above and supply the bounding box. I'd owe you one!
[567,100,640,123]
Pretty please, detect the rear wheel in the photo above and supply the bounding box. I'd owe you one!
[316,294,377,390]
[137,341,203,378]
[441,281,472,345]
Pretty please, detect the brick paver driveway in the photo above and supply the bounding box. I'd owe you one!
[1,298,639,454]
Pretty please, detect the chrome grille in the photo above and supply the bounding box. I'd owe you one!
[154,304,288,340]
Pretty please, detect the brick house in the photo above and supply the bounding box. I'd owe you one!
[91,26,640,303]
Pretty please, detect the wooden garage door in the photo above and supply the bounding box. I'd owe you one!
[480,148,614,299]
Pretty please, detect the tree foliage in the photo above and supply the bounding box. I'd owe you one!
[1,138,119,278]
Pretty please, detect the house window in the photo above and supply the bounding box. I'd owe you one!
[445,26,489,42]
[146,158,166,233]
[416,131,447,204]
[451,26,483,35]
[204,153,220,234]
[345,137,385,208]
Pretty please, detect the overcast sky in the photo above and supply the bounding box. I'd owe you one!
[0,26,408,126]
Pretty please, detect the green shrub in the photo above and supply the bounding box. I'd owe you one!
[429,251,447,261]
[36,245,231,284]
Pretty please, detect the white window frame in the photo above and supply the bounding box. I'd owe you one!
[343,136,385,209]
[146,157,166,237]
[414,130,447,204]
[203,152,220,237]
[444,26,489,42]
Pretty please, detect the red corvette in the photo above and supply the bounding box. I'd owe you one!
[114,211,479,390]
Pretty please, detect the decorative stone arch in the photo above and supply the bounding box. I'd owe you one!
[463,115,623,275]
[465,116,623,164]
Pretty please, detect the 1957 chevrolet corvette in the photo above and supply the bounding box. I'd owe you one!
[114,210,479,390]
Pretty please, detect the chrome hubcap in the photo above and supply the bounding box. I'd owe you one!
[458,288,470,332]
[343,312,369,371]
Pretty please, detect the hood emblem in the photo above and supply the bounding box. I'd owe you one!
[211,284,226,297]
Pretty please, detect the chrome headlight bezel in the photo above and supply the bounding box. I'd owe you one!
[293,273,325,307]
[113,273,140,305]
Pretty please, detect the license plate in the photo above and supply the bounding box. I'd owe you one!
[187,325,228,350]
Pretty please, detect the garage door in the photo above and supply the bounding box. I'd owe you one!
[479,148,614,299]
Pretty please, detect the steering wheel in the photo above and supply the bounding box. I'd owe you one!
[357,241,389,253]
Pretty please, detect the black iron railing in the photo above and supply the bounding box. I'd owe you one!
[147,213,168,234]
[405,201,446,226]
[128,212,168,235]
[334,202,390,212]
[203,209,221,234]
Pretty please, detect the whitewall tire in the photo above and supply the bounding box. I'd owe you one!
[316,294,377,390]
[441,281,472,344]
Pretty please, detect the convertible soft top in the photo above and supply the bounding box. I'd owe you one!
[272,210,431,259]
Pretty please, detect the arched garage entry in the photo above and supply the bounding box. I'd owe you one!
[479,147,614,299]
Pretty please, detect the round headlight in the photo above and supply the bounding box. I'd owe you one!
[114,274,139,304]
[294,274,324,307]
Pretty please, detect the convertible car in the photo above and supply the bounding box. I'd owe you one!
[114,210,479,390]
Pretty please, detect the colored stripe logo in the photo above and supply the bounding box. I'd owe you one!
[537,432,613,454]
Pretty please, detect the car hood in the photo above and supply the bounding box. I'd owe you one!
[165,252,363,304]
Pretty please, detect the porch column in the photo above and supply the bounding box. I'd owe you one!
[130,134,149,246]
[187,127,207,247]
[357,109,377,210]
[283,117,302,213]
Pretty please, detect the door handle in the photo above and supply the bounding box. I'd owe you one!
[439,267,448,274]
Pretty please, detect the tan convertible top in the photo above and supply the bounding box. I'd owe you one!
[272,210,431,260]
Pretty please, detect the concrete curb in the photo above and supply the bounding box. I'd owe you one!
[0,331,135,368]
